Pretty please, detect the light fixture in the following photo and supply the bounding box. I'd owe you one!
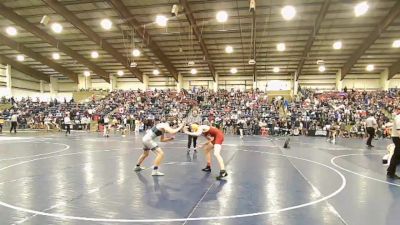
[5,26,17,36]
[191,68,197,75]
[225,45,233,53]
[366,64,374,71]
[281,5,296,21]
[132,49,141,57]
[153,69,160,75]
[171,4,179,17]
[155,15,168,27]
[354,1,369,17]
[333,41,342,50]
[84,71,91,77]
[16,55,24,62]
[392,39,400,48]
[100,18,112,30]
[52,52,60,60]
[277,43,286,51]
[51,22,63,33]
[216,11,228,23]
[91,51,99,59]
[117,70,124,76]
[230,68,237,74]
[273,67,280,73]
[318,65,326,72]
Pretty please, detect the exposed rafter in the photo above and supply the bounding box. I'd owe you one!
[251,3,256,82]
[108,0,178,81]
[179,0,216,81]
[0,55,50,82]
[296,0,331,81]
[388,58,400,80]
[0,33,78,83]
[0,3,110,83]
[43,0,143,82]
[341,0,400,80]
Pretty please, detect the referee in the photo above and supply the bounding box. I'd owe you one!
[186,109,202,153]
[387,106,400,179]
[365,113,377,147]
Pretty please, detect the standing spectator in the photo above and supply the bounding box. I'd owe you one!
[0,113,4,133]
[135,118,140,134]
[103,115,110,137]
[64,113,71,136]
[129,115,135,132]
[365,114,377,147]
[10,113,18,133]
[387,106,400,179]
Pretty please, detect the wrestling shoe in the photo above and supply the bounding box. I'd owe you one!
[216,170,228,180]
[202,166,211,172]
[151,170,165,176]
[134,166,145,172]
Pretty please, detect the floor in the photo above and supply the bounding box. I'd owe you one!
[0,131,399,225]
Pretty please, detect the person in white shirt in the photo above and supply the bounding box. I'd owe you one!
[387,106,400,179]
[365,114,377,147]
[10,113,18,133]
[103,115,110,137]
[64,114,71,135]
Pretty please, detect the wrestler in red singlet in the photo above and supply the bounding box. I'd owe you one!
[203,126,224,145]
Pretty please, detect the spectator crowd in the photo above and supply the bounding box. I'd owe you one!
[1,87,399,139]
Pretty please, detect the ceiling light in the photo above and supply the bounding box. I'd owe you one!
[277,43,286,51]
[230,68,237,74]
[191,68,197,75]
[51,22,63,33]
[225,45,233,53]
[354,1,369,17]
[281,5,296,21]
[84,71,91,77]
[216,11,228,23]
[91,51,99,59]
[155,15,168,27]
[52,52,60,60]
[117,70,124,76]
[366,64,374,71]
[5,26,17,36]
[16,55,24,62]
[100,18,112,30]
[132,49,141,57]
[333,41,342,50]
[273,67,280,73]
[318,65,326,72]
[392,39,400,48]
[153,69,160,75]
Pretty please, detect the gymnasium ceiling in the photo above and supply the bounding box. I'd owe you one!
[0,0,399,84]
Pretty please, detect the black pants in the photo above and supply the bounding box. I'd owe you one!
[366,127,375,146]
[188,135,197,149]
[66,125,71,134]
[0,124,2,133]
[10,122,17,133]
[388,137,400,175]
